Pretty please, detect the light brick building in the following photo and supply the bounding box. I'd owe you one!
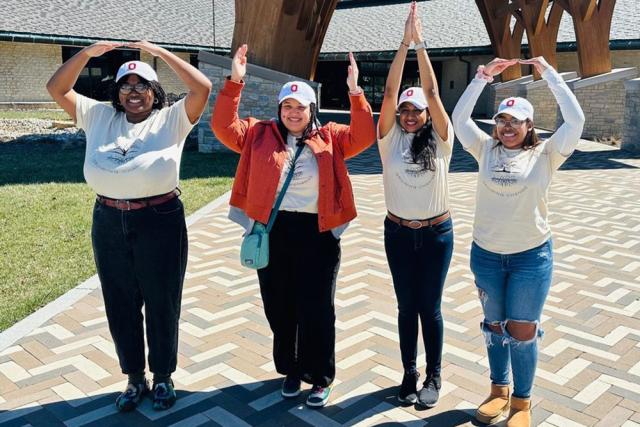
[1,0,638,144]
[1,0,637,108]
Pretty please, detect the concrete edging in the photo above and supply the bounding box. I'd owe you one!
[0,190,232,352]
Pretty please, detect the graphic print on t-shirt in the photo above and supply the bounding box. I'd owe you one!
[396,146,435,189]
[92,136,145,173]
[483,147,530,197]
[282,146,313,188]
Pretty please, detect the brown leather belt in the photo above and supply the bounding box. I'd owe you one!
[387,211,450,229]
[96,190,179,211]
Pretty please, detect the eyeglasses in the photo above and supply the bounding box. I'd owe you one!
[119,83,150,95]
[399,108,424,116]
[495,117,526,127]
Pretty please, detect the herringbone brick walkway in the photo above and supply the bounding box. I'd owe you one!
[1,138,639,427]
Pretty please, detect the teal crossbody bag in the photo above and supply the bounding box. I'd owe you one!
[240,144,304,269]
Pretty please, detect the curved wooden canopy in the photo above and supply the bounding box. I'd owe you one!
[232,0,339,80]
[230,0,616,82]
[555,0,616,78]
[476,0,615,81]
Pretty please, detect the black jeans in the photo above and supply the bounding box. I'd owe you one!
[257,211,340,387]
[91,197,188,376]
[384,215,454,377]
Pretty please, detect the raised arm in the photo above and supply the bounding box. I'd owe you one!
[46,42,122,121]
[128,41,212,124]
[333,52,376,159]
[210,44,257,154]
[520,57,584,156]
[378,3,413,139]
[452,58,518,157]
[412,2,449,141]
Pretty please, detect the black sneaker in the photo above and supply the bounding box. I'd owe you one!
[417,374,441,409]
[152,379,177,411]
[115,380,149,412]
[281,374,301,398]
[397,371,419,405]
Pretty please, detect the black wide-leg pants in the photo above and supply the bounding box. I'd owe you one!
[257,211,340,387]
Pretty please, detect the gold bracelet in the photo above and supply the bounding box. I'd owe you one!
[400,41,410,48]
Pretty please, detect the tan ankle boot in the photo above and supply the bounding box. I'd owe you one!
[506,396,531,427]
[476,384,510,424]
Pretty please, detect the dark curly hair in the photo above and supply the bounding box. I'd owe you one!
[276,102,323,146]
[408,113,438,172]
[111,76,167,112]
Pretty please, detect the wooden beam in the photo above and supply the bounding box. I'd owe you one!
[232,0,339,80]
[556,0,616,77]
[476,0,525,81]
[515,0,562,79]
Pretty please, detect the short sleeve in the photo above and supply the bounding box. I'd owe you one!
[75,94,114,131]
[377,121,401,158]
[433,120,455,156]
[160,97,196,142]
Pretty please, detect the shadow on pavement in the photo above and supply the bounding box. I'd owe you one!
[0,378,480,426]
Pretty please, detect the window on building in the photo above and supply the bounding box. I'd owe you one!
[315,59,441,111]
[62,47,140,101]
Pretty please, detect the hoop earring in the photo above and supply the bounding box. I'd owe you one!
[153,98,159,105]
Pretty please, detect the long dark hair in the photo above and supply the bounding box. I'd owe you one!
[276,102,323,146]
[409,114,438,172]
[491,119,540,150]
[111,76,167,112]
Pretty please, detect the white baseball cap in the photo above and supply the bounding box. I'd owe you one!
[397,87,428,111]
[116,61,158,83]
[493,97,534,121]
[278,81,316,106]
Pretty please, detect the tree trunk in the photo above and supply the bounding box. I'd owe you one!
[232,0,339,80]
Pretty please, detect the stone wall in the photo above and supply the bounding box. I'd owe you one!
[520,72,578,131]
[197,51,320,153]
[566,67,638,139]
[0,42,60,102]
[622,78,640,153]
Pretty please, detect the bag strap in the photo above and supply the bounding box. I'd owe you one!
[266,143,305,232]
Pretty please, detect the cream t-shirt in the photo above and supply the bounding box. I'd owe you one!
[76,95,194,200]
[275,133,320,213]
[378,121,454,219]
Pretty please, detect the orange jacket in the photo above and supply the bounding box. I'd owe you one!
[211,79,376,232]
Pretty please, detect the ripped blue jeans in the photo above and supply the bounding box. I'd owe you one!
[470,239,553,398]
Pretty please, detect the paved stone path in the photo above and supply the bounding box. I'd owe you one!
[1,138,639,427]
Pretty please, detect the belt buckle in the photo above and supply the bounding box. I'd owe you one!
[407,220,423,229]
[116,200,131,211]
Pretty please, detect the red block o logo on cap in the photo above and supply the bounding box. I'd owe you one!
[407,89,414,96]
[291,84,298,92]
[506,99,515,107]
[128,63,137,70]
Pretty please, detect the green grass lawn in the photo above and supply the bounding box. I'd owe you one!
[0,140,237,331]
[0,110,72,121]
